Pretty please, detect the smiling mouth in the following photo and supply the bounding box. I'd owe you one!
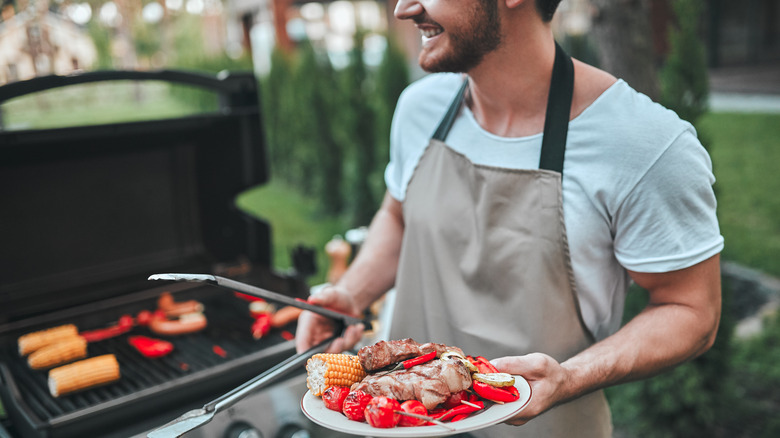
[420,27,442,39]
[414,16,443,42]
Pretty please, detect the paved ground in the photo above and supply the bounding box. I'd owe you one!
[708,62,780,113]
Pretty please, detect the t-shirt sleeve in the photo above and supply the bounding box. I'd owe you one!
[612,129,724,273]
[384,104,405,202]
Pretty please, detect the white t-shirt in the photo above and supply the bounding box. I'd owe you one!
[384,73,724,340]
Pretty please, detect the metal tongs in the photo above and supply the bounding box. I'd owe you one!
[146,273,368,438]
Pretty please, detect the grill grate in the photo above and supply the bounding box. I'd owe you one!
[0,285,298,435]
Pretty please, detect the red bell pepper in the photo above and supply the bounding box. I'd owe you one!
[212,345,228,358]
[81,314,134,342]
[251,313,272,339]
[436,400,484,421]
[136,310,153,326]
[128,335,173,358]
[472,381,520,403]
[451,413,470,422]
[468,355,500,373]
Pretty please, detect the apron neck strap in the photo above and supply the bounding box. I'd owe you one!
[431,43,575,175]
[539,42,574,175]
[432,78,469,141]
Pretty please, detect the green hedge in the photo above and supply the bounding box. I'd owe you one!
[260,34,410,228]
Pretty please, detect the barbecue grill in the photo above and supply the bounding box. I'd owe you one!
[0,70,341,438]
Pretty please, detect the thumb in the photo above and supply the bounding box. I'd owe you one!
[491,353,554,379]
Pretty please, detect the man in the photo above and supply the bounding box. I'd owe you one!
[296,0,723,436]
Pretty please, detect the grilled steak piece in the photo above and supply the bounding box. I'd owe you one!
[351,358,472,410]
[357,338,462,372]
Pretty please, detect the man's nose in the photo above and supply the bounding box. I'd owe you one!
[394,0,424,19]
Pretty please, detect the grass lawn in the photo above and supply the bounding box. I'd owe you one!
[699,112,780,277]
[2,81,214,130]
[235,183,351,285]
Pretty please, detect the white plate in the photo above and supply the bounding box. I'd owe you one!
[301,375,532,437]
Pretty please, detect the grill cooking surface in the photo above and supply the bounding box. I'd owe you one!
[0,285,297,436]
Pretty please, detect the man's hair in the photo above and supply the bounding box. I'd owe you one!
[536,0,563,22]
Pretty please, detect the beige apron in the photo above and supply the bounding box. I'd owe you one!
[388,45,612,437]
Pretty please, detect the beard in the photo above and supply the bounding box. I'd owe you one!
[417,1,502,73]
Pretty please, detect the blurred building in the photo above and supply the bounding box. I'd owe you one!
[0,0,97,84]
[705,0,779,67]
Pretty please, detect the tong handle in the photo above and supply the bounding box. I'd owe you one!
[207,333,338,413]
[148,273,370,328]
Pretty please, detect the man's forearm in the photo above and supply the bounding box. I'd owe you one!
[335,192,405,313]
[559,299,719,402]
[559,255,722,403]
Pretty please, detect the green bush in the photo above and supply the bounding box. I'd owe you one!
[659,0,709,126]
[258,33,410,227]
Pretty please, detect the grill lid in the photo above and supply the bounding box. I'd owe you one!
[0,70,273,323]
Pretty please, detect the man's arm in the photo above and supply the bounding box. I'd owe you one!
[495,253,722,425]
[295,192,405,353]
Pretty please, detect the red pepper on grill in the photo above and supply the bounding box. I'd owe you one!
[212,345,228,358]
[128,335,174,358]
[436,400,484,422]
[136,310,153,326]
[251,313,272,339]
[472,381,520,403]
[80,314,134,342]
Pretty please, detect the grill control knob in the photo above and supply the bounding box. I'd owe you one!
[276,424,310,438]
[225,422,263,438]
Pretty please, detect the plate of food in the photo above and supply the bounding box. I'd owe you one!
[301,339,532,437]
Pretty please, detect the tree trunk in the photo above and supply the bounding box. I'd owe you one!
[590,0,660,100]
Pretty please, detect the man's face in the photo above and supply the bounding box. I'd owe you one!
[396,0,502,73]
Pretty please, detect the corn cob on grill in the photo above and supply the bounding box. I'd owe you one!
[18,324,80,356]
[48,354,121,397]
[28,336,88,370]
[306,353,366,396]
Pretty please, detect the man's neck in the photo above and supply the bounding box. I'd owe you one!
[465,25,557,138]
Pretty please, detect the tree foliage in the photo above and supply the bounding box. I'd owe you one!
[659,0,710,127]
[259,33,409,227]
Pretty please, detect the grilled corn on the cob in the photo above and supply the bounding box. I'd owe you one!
[18,324,80,356]
[48,354,120,397]
[28,336,88,370]
[306,353,366,396]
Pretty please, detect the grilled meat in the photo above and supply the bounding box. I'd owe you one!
[351,358,472,410]
[357,338,463,372]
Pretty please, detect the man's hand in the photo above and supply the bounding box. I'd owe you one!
[295,192,404,354]
[491,354,572,425]
[295,285,364,354]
